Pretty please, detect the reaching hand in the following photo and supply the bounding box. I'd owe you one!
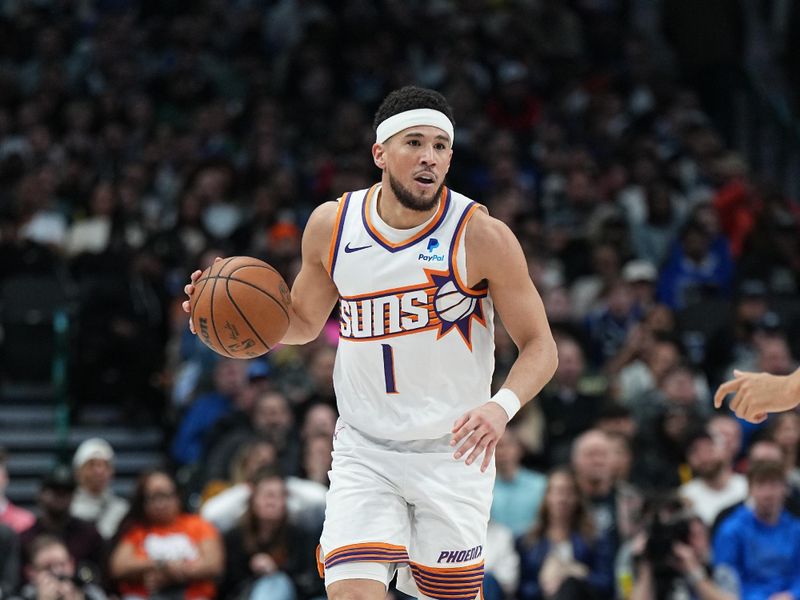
[714,370,799,423]
[450,402,508,472]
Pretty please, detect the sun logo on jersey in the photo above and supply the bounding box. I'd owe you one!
[338,268,487,350]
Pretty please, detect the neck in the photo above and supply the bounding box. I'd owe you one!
[497,465,518,482]
[580,478,610,497]
[755,507,781,525]
[377,181,439,229]
[705,467,731,490]
[547,523,570,541]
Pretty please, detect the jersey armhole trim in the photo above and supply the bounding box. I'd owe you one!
[327,192,352,277]
[450,202,489,298]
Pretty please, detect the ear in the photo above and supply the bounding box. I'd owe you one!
[372,143,386,170]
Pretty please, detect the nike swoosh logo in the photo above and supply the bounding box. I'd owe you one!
[344,242,372,253]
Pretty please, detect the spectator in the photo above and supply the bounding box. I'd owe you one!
[201,438,326,535]
[679,430,747,527]
[706,415,743,473]
[769,411,800,490]
[516,467,614,600]
[170,358,250,467]
[300,434,332,488]
[70,438,129,540]
[204,390,301,482]
[571,429,642,549]
[14,535,106,600]
[628,497,735,600]
[109,469,223,600]
[711,438,800,535]
[491,429,547,537]
[657,220,734,311]
[0,524,19,597]
[219,468,324,600]
[0,448,35,534]
[19,466,105,585]
[538,337,604,466]
[713,460,800,600]
[484,520,519,600]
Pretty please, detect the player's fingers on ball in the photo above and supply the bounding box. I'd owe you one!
[188,318,196,334]
[190,269,202,282]
[182,300,190,313]
[214,256,222,262]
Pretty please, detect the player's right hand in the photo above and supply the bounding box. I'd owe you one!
[182,270,203,335]
[714,370,795,423]
[182,257,222,334]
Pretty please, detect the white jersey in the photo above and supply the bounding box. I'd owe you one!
[327,183,495,441]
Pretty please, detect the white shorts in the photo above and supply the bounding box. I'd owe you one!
[318,420,494,600]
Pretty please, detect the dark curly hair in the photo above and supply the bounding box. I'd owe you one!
[373,86,455,132]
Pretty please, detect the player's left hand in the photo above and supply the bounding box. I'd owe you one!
[450,402,508,472]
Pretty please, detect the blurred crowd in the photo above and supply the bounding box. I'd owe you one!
[1,0,800,599]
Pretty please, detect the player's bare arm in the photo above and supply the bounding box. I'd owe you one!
[450,210,559,471]
[182,201,340,346]
[280,201,340,345]
[714,367,800,423]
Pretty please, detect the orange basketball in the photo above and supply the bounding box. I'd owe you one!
[189,256,291,358]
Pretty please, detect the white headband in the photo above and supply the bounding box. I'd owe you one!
[375,108,454,144]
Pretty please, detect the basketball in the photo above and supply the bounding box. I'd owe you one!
[189,256,291,358]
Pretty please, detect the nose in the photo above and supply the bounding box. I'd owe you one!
[420,144,437,166]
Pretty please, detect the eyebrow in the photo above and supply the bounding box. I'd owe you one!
[402,132,451,142]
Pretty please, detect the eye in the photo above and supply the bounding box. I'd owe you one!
[435,143,447,150]
[408,139,421,146]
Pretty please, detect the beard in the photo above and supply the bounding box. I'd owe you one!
[696,460,724,481]
[388,171,443,212]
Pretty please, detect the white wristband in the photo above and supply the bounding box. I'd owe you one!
[488,388,521,420]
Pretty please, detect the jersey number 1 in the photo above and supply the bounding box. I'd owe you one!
[381,344,398,394]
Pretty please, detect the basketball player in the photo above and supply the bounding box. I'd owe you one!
[715,367,800,423]
[183,86,558,600]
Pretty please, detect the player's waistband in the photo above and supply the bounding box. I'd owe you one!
[335,419,453,454]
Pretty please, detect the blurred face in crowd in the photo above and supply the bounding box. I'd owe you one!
[708,416,741,466]
[143,472,180,525]
[76,458,113,495]
[310,346,337,391]
[606,282,634,319]
[28,541,75,583]
[303,435,333,485]
[687,437,724,480]
[251,477,288,524]
[750,476,786,523]
[757,337,795,376]
[646,341,680,382]
[495,430,524,479]
[773,412,800,455]
[374,125,452,213]
[214,359,248,397]
[40,485,74,519]
[544,471,580,525]
[302,404,337,439]
[252,392,293,433]
[607,434,633,483]
[661,367,696,406]
[572,431,613,491]
[554,338,584,389]
[239,441,278,481]
[748,441,784,465]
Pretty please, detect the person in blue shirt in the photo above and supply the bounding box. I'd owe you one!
[170,358,250,466]
[491,429,547,536]
[713,459,800,600]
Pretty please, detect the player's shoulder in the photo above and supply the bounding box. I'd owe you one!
[464,206,518,255]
